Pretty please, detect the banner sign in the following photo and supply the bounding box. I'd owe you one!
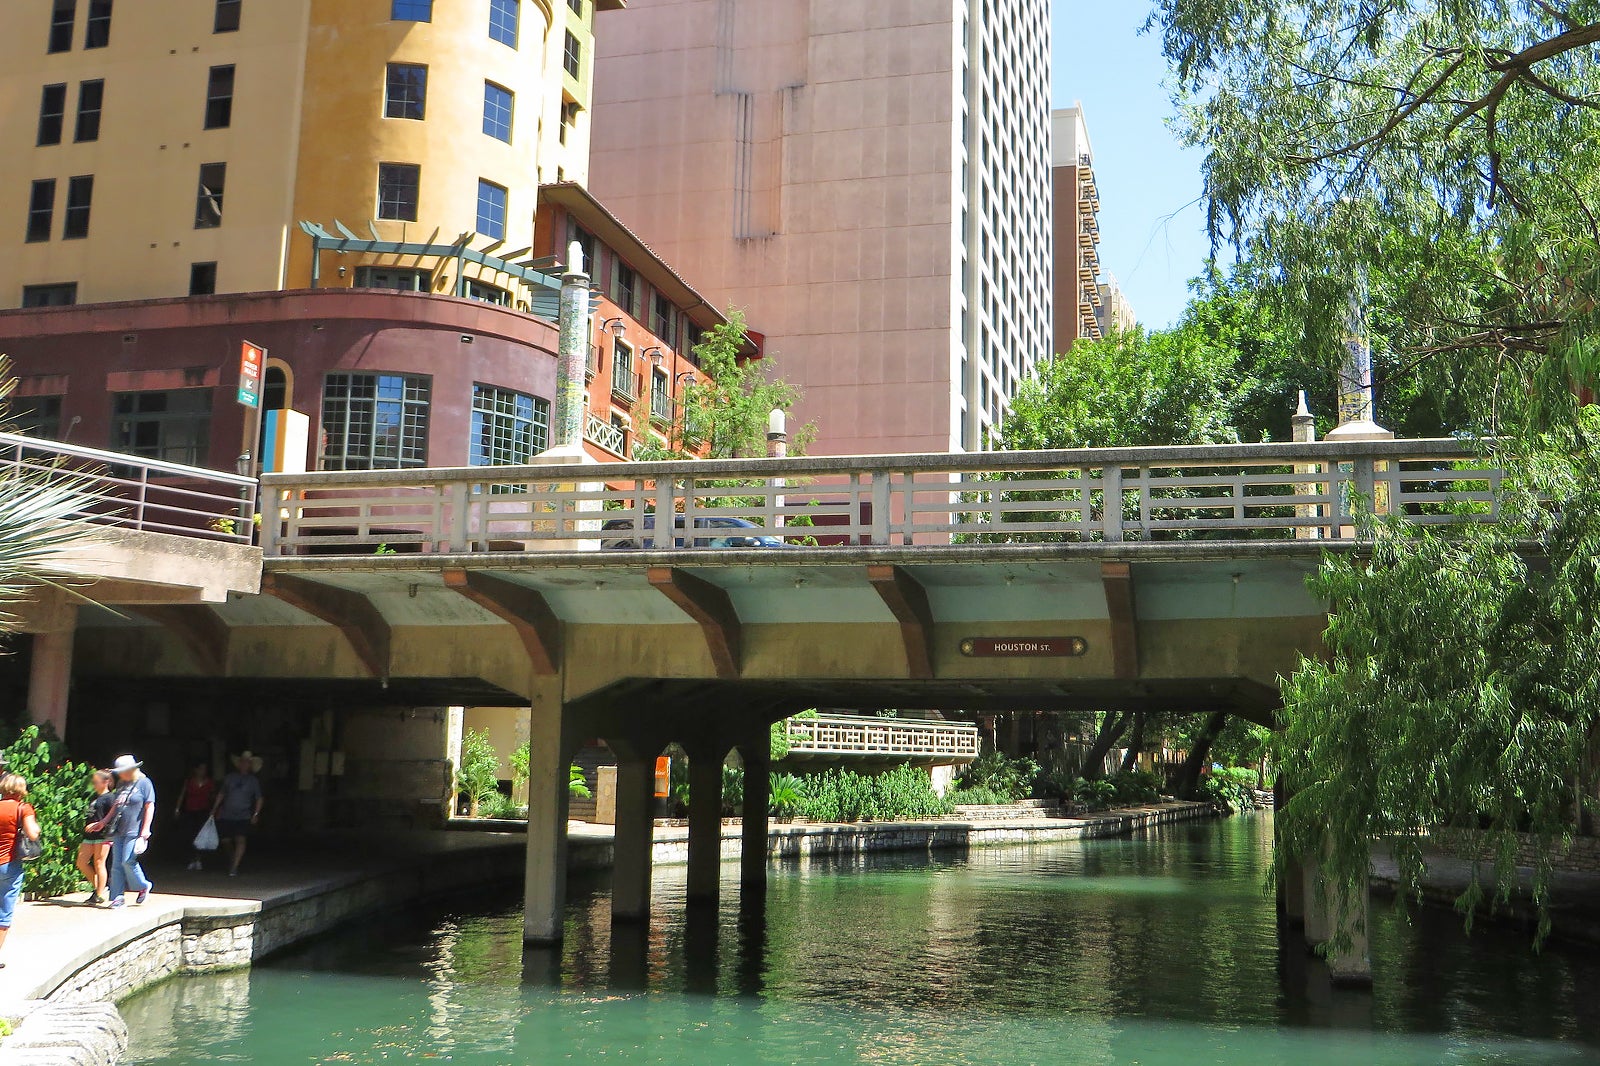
[238,341,266,408]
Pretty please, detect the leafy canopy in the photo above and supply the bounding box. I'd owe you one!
[1154,0,1600,432]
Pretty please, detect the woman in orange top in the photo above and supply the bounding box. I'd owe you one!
[0,773,43,967]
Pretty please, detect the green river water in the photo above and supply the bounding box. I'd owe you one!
[120,814,1600,1064]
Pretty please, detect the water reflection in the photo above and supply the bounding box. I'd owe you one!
[122,815,1600,1065]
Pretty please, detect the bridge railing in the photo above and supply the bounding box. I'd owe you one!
[258,438,1500,555]
[785,715,981,761]
[0,432,257,544]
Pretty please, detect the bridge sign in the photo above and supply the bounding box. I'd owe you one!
[960,637,1087,658]
[238,341,266,408]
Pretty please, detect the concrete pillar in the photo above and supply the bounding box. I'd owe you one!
[1281,855,1306,925]
[1302,847,1372,986]
[27,628,75,739]
[523,682,574,945]
[686,744,726,907]
[740,736,771,891]
[611,754,657,923]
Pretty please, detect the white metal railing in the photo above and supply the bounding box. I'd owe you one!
[0,432,257,544]
[257,439,1501,556]
[785,715,981,760]
[584,414,627,457]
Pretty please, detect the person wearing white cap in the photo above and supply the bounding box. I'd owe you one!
[106,754,156,908]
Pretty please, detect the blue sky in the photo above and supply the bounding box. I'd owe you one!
[1050,1,1210,328]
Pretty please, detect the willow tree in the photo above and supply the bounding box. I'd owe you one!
[1154,0,1600,432]
[1153,0,1600,941]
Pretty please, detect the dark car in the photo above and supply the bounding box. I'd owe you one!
[599,514,787,549]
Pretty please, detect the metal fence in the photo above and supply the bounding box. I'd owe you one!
[785,715,981,761]
[0,431,257,544]
[258,438,1501,556]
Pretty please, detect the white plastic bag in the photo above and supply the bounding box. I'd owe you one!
[194,817,220,852]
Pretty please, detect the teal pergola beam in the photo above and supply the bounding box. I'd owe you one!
[298,220,563,296]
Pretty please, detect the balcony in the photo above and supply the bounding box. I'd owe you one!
[583,413,627,457]
[610,372,638,407]
[784,715,980,766]
[649,389,674,425]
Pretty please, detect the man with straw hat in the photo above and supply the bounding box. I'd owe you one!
[212,751,264,877]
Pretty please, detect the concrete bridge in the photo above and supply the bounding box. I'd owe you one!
[15,435,1498,969]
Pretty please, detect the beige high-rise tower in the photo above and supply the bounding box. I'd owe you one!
[589,0,1052,455]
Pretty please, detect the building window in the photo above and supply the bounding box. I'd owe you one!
[567,0,584,14]
[650,292,676,341]
[390,0,432,22]
[571,224,596,274]
[21,283,77,308]
[489,0,518,47]
[63,175,93,240]
[48,0,75,54]
[204,65,234,129]
[475,179,507,240]
[559,99,579,145]
[563,30,581,79]
[213,0,241,33]
[650,369,671,423]
[354,266,430,291]
[84,0,112,48]
[464,279,511,306]
[377,163,420,221]
[113,389,212,466]
[74,79,104,143]
[195,162,226,228]
[189,262,217,296]
[320,372,431,471]
[611,341,636,402]
[25,181,55,244]
[384,63,427,120]
[37,85,67,146]
[13,396,63,439]
[482,82,513,143]
[471,385,548,467]
[610,262,638,317]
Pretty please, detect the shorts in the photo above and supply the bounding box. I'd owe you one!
[81,836,112,847]
[0,859,23,928]
[216,818,252,840]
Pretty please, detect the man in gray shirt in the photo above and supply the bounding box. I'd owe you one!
[212,752,264,877]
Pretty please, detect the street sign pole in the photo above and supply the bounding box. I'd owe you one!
[237,340,267,481]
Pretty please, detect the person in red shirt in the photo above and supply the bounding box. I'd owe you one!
[174,763,216,872]
[0,773,42,966]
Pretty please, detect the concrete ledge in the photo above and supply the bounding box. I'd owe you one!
[0,1002,127,1066]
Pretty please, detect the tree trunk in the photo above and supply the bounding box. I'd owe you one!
[1172,712,1228,799]
[1080,712,1131,781]
[1119,712,1148,774]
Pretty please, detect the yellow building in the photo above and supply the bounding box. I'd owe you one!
[0,0,617,310]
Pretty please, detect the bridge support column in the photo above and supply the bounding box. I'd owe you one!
[739,734,770,893]
[611,752,658,923]
[686,743,727,908]
[524,682,576,945]
[1302,846,1372,987]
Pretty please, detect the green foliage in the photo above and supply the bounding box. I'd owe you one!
[796,766,954,824]
[947,785,1014,806]
[1073,778,1118,808]
[1153,1,1600,433]
[2,726,94,899]
[721,763,743,816]
[1277,419,1600,945]
[955,751,1040,802]
[455,729,501,818]
[507,743,589,799]
[768,773,805,818]
[633,312,814,461]
[1201,768,1260,815]
[1109,770,1163,805]
[569,764,591,801]
[478,792,519,820]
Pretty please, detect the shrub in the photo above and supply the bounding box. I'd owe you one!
[1201,766,1260,814]
[1108,770,1162,805]
[456,730,502,818]
[768,773,804,818]
[3,726,94,899]
[479,792,518,820]
[721,764,743,816]
[948,785,1013,806]
[509,743,591,800]
[955,751,1041,802]
[1072,777,1118,808]
[1036,768,1079,801]
[797,765,953,823]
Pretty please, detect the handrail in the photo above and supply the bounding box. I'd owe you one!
[0,432,257,544]
[259,438,1501,556]
[786,715,981,759]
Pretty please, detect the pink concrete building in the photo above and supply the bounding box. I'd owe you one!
[589,0,1053,456]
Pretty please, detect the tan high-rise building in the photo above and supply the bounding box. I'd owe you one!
[1052,105,1103,353]
[589,0,1053,455]
[0,0,612,310]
